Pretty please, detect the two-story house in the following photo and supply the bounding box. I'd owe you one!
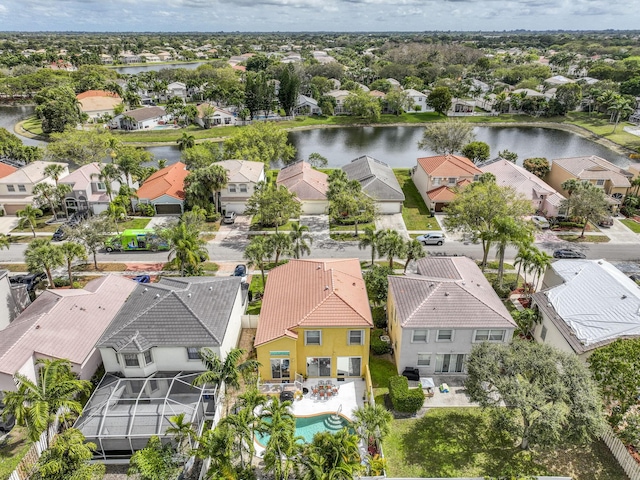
[255,259,373,382]
[546,156,632,211]
[216,160,265,214]
[412,155,482,212]
[387,256,516,375]
[326,90,352,115]
[59,163,122,215]
[403,89,432,113]
[0,161,68,215]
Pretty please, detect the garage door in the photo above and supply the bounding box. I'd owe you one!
[434,203,446,213]
[155,204,182,215]
[4,204,27,216]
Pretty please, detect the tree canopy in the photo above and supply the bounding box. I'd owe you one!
[427,86,453,115]
[418,119,476,155]
[461,141,490,164]
[522,157,550,178]
[245,181,301,232]
[222,122,295,168]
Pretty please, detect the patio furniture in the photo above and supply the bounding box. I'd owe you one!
[280,391,294,402]
[312,387,318,397]
[332,387,338,396]
[326,390,333,399]
[420,377,435,398]
[319,380,325,386]
[319,391,326,401]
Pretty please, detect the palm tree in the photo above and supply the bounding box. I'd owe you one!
[92,163,120,202]
[165,412,196,457]
[32,182,59,221]
[261,397,297,480]
[352,403,393,451]
[377,229,407,269]
[24,239,64,289]
[561,178,583,218]
[164,221,208,276]
[0,234,9,251]
[493,217,533,288]
[359,226,382,267]
[631,176,640,197]
[59,241,86,288]
[529,248,552,294]
[611,97,634,133]
[221,408,254,469]
[43,163,66,186]
[244,235,270,288]
[1,358,91,443]
[17,205,43,238]
[289,222,312,259]
[195,424,235,479]
[177,133,195,151]
[404,238,426,273]
[305,428,362,479]
[157,159,167,169]
[54,183,72,220]
[235,386,268,463]
[514,245,535,293]
[115,152,142,187]
[102,202,126,234]
[128,435,180,480]
[267,233,292,265]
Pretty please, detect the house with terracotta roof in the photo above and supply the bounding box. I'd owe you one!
[110,106,171,131]
[481,158,566,217]
[546,156,632,208]
[387,256,516,375]
[277,161,329,214]
[216,160,265,214]
[255,259,373,382]
[413,154,482,212]
[0,161,68,215]
[342,156,405,214]
[0,163,17,180]
[59,163,122,215]
[134,162,188,215]
[0,275,136,392]
[76,90,123,122]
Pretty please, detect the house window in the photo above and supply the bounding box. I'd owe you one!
[17,185,26,192]
[271,358,290,379]
[307,357,331,377]
[123,353,139,367]
[540,325,548,341]
[305,330,321,345]
[448,177,457,185]
[474,329,506,342]
[239,184,247,193]
[187,347,200,360]
[473,174,480,181]
[412,330,428,343]
[432,177,441,186]
[417,353,431,366]
[143,350,153,365]
[337,357,361,376]
[7,185,15,192]
[228,184,237,193]
[96,182,107,191]
[348,330,364,345]
[436,330,453,342]
[595,179,605,187]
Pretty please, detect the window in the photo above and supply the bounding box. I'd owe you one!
[473,174,480,181]
[474,329,506,342]
[17,185,26,192]
[435,354,465,373]
[123,353,139,367]
[337,357,361,376]
[417,353,431,366]
[228,184,237,193]
[187,347,200,360]
[7,185,14,192]
[305,330,321,345]
[540,325,548,341]
[432,177,441,186]
[348,330,364,345]
[271,358,290,379]
[307,357,331,377]
[595,179,605,187]
[143,350,153,365]
[96,182,107,191]
[239,184,247,193]
[412,330,428,343]
[437,330,453,342]
[448,177,457,185]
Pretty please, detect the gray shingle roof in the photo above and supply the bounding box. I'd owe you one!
[342,156,405,202]
[96,277,242,352]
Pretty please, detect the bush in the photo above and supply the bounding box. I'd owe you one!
[491,280,513,299]
[295,115,307,122]
[52,277,81,288]
[371,328,391,355]
[206,212,221,223]
[136,203,156,217]
[372,306,387,329]
[388,375,424,413]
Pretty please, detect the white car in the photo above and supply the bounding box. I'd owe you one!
[531,216,550,229]
[416,232,445,246]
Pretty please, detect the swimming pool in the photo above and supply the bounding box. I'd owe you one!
[256,413,351,446]
[152,125,179,130]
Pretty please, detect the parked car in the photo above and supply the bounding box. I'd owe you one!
[52,226,66,241]
[416,232,445,246]
[233,264,247,277]
[222,211,237,224]
[598,216,614,228]
[531,216,550,229]
[553,249,586,259]
[9,272,47,291]
[132,274,151,283]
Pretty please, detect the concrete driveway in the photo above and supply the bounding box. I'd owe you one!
[214,215,251,243]
[375,213,409,239]
[602,218,639,244]
[0,216,19,234]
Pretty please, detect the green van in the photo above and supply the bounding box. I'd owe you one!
[105,229,170,252]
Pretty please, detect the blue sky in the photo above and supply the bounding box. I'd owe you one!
[1,0,638,32]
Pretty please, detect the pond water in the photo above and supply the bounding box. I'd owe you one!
[113,62,207,75]
[0,105,41,146]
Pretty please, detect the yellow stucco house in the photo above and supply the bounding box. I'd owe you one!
[254,259,373,382]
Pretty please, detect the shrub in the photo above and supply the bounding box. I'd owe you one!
[52,277,81,288]
[371,328,391,355]
[372,307,387,329]
[295,115,307,122]
[136,203,156,217]
[206,212,221,223]
[388,375,424,413]
[491,280,512,299]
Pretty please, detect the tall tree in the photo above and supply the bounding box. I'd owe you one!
[385,88,412,115]
[66,216,112,270]
[418,119,476,155]
[223,122,295,167]
[363,265,393,306]
[24,239,64,288]
[358,226,382,267]
[559,182,609,237]
[183,163,228,213]
[1,358,91,443]
[91,163,120,202]
[377,230,407,269]
[102,202,126,234]
[17,205,43,238]
[244,235,270,288]
[43,163,67,185]
[46,128,111,166]
[403,238,426,273]
[267,233,292,265]
[461,141,490,164]
[33,182,60,221]
[426,86,453,115]
[59,241,87,288]
[176,132,195,151]
[289,222,312,259]
[304,429,362,480]
[160,219,208,276]
[344,89,381,122]
[245,182,301,233]
[522,157,550,178]
[492,216,533,287]
[35,85,84,133]
[465,341,605,450]
[165,412,196,458]
[260,397,298,480]
[352,403,393,448]
[278,64,301,116]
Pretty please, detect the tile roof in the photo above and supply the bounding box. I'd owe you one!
[552,156,632,187]
[533,259,640,354]
[342,156,405,202]
[0,163,17,179]
[388,257,516,329]
[0,161,68,185]
[124,106,167,122]
[277,161,328,201]
[76,90,121,100]
[481,158,565,206]
[97,276,243,352]
[195,103,234,118]
[216,160,264,183]
[0,275,136,375]
[77,91,122,113]
[426,179,471,202]
[255,259,373,346]
[417,155,482,178]
[137,162,188,201]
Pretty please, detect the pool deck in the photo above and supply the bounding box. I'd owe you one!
[292,378,366,420]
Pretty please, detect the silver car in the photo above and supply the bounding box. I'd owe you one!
[416,232,445,246]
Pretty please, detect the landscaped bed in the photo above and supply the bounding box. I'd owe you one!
[382,408,626,480]
[561,234,610,243]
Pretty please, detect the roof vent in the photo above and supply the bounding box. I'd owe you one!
[188,293,192,298]
[209,286,213,291]
[317,265,322,270]
[325,285,330,290]
[155,293,160,298]
[352,282,356,286]
[444,292,449,296]
[35,325,40,329]
[144,288,148,292]
[622,295,627,300]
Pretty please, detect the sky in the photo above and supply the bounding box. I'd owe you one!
[1,0,639,32]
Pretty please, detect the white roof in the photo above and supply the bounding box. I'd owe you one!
[216,160,264,183]
[0,161,67,185]
[545,259,640,347]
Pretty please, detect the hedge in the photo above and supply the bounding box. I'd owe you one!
[371,328,391,355]
[388,375,424,413]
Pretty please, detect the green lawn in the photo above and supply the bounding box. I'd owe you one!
[382,408,626,480]
[21,116,43,136]
[479,261,515,270]
[0,427,32,480]
[620,218,640,233]
[11,217,60,233]
[329,222,375,231]
[565,112,640,152]
[369,356,397,405]
[484,272,523,288]
[562,234,610,243]
[249,218,298,231]
[117,218,151,230]
[393,169,441,231]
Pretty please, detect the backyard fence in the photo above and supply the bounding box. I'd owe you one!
[601,424,640,480]
[8,427,53,480]
[241,315,259,329]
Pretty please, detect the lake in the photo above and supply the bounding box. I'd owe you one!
[0,105,41,146]
[113,62,207,75]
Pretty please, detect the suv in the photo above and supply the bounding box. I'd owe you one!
[598,216,614,228]
[52,226,66,241]
[222,211,237,224]
[416,232,445,246]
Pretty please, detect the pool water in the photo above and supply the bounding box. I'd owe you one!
[256,413,351,446]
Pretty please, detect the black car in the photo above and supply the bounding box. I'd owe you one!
[233,264,247,277]
[52,226,66,241]
[553,249,586,259]
[9,272,47,291]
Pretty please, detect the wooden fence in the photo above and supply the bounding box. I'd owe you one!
[601,424,640,480]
